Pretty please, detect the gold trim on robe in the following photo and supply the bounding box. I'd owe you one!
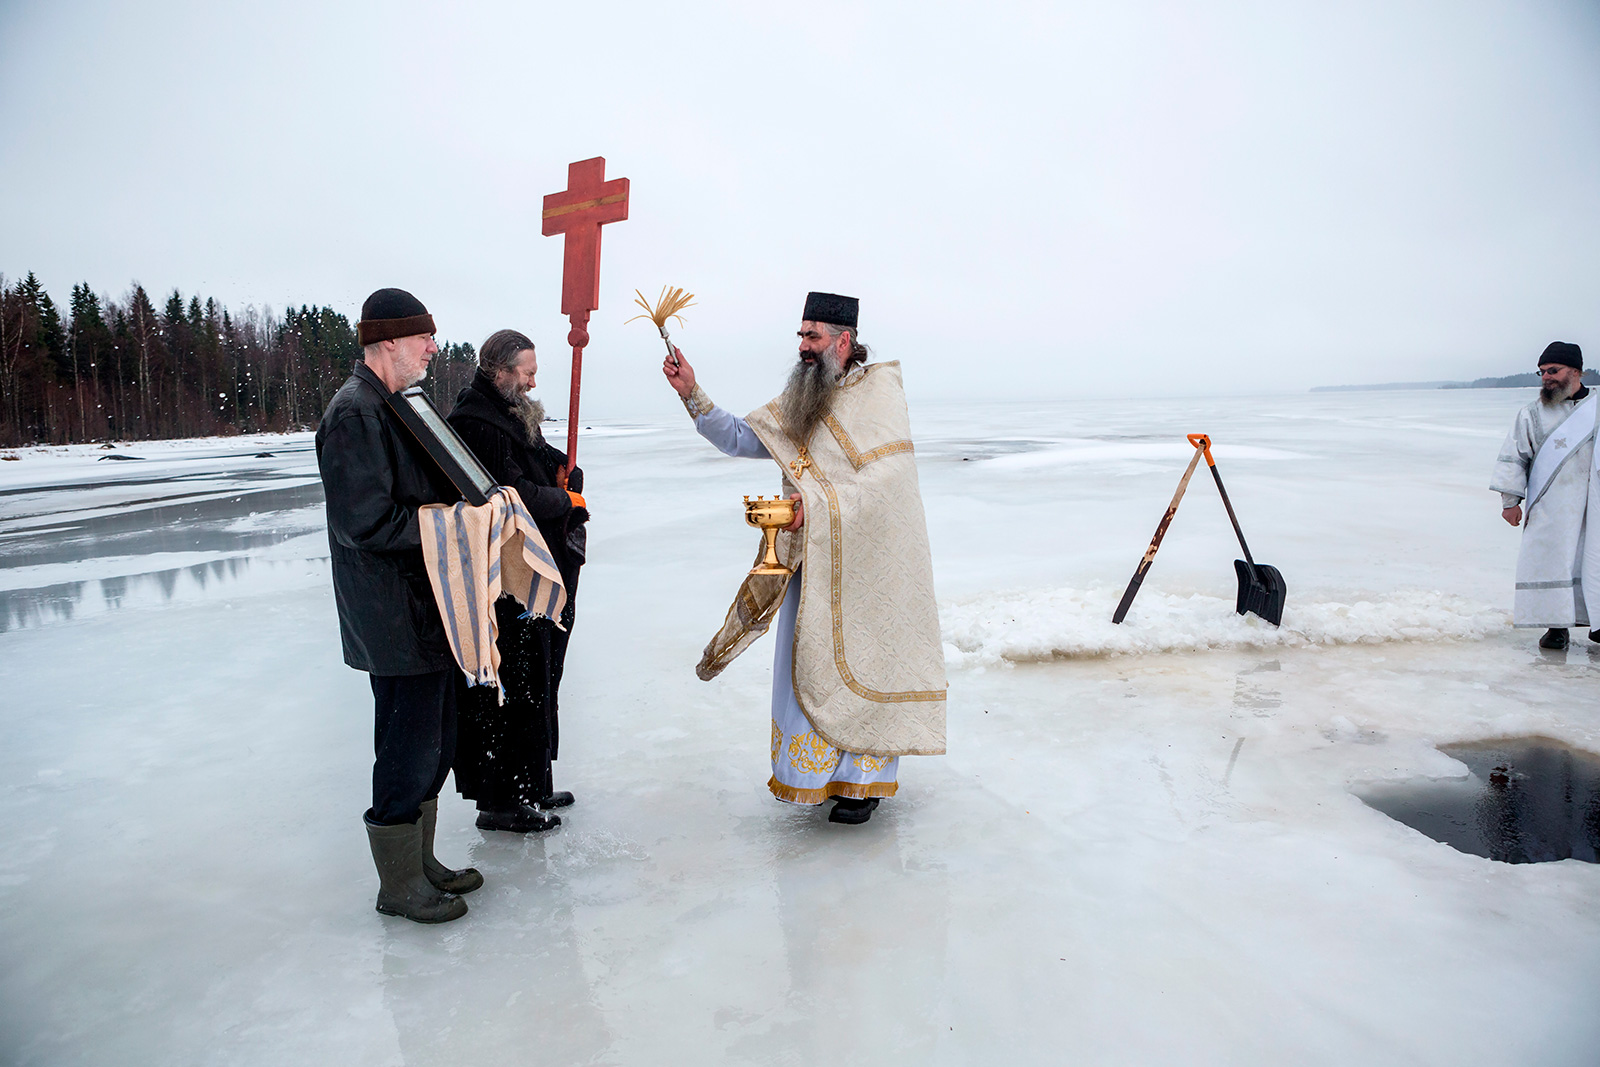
[696,362,947,758]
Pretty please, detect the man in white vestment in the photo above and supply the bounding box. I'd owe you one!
[661,292,946,825]
[1490,341,1595,650]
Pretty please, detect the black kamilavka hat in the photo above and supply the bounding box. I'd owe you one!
[1539,341,1582,370]
[358,288,436,346]
[802,292,858,329]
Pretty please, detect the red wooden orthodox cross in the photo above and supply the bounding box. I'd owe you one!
[542,156,629,485]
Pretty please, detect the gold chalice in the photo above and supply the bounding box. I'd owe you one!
[743,495,796,576]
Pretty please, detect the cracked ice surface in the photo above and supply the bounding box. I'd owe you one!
[1,391,1598,1065]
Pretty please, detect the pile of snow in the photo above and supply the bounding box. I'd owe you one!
[978,440,1309,471]
[940,585,1508,667]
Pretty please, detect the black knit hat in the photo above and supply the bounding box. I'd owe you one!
[1539,340,1582,370]
[358,288,436,346]
[802,292,858,329]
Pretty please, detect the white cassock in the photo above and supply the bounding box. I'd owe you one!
[1490,388,1598,627]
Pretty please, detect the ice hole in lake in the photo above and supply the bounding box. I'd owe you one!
[1358,738,1600,864]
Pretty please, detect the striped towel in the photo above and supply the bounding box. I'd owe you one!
[418,486,567,695]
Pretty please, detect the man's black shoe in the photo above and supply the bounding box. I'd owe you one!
[533,791,575,809]
[475,804,561,834]
[828,797,880,825]
[1539,627,1570,650]
[1589,630,1600,644]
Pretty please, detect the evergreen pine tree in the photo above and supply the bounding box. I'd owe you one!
[68,283,113,439]
[128,284,161,437]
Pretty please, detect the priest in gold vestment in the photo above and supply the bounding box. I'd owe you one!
[662,292,946,825]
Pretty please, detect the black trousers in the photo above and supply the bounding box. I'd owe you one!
[455,596,572,808]
[369,669,459,825]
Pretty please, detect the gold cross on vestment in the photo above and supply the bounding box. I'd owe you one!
[788,446,812,480]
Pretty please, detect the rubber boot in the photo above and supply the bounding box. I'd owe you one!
[1539,627,1570,650]
[365,813,468,924]
[418,797,483,895]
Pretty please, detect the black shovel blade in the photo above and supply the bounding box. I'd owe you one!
[1233,560,1287,627]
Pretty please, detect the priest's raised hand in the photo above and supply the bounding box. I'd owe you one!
[662,346,696,398]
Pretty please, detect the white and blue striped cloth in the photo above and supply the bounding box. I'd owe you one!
[419,487,566,697]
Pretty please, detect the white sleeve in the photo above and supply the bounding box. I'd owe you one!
[695,405,771,459]
[1489,407,1534,502]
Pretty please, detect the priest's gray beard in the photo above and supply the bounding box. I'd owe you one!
[500,383,546,441]
[779,355,842,440]
[1542,378,1580,403]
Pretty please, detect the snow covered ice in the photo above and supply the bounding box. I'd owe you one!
[1,390,1597,1065]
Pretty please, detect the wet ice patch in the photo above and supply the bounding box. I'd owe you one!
[1359,738,1600,864]
[221,504,326,534]
[548,829,650,873]
[940,586,1506,666]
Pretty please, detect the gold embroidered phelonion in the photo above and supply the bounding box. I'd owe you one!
[627,286,697,364]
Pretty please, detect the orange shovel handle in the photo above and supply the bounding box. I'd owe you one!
[1186,433,1215,466]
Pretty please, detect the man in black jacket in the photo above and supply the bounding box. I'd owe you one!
[447,329,587,833]
[315,288,483,924]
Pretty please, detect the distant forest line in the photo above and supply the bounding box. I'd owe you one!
[0,272,480,447]
[1311,370,1600,393]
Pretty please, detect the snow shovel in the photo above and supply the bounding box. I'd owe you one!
[1111,438,1208,624]
[1190,434,1286,627]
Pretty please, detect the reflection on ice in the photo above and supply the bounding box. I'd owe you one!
[762,811,951,1061]
[1231,659,1282,717]
[0,484,325,571]
[0,555,330,631]
[378,831,616,1065]
[0,440,329,630]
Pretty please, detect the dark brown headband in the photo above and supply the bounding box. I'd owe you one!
[358,313,436,347]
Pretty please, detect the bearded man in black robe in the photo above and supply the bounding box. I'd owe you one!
[447,329,588,833]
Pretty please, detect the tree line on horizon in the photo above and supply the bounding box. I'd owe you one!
[0,272,478,447]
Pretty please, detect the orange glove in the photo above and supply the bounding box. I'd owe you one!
[567,491,587,509]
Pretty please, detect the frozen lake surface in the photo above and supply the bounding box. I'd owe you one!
[1,390,1597,1065]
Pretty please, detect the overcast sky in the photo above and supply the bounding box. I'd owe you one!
[2,0,1597,413]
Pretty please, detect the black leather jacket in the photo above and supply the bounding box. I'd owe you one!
[448,370,586,595]
[315,362,460,676]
